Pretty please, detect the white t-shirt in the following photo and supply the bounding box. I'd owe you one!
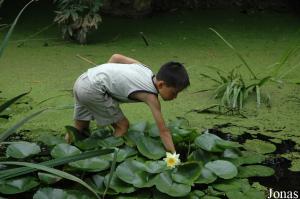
[86,63,158,102]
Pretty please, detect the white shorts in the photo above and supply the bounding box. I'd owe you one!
[73,73,124,126]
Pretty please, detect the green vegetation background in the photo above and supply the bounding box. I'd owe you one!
[1,4,300,148]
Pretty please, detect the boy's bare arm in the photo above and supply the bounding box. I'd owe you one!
[130,92,176,153]
[108,54,141,64]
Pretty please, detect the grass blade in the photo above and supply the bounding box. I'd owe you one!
[103,148,118,198]
[0,90,30,113]
[209,28,257,79]
[0,0,37,58]
[0,161,100,199]
[0,108,47,142]
[256,85,261,107]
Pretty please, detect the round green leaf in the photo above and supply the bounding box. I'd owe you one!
[104,173,136,193]
[212,178,251,192]
[154,171,191,197]
[0,176,39,194]
[226,188,265,199]
[136,136,165,160]
[237,165,275,178]
[230,151,265,166]
[223,149,241,159]
[38,135,65,146]
[6,141,41,159]
[38,172,62,184]
[75,137,99,150]
[216,139,242,149]
[69,156,110,172]
[148,123,160,137]
[101,146,137,162]
[33,187,67,199]
[87,174,116,195]
[194,133,224,152]
[116,159,154,188]
[194,167,217,184]
[98,136,124,147]
[171,162,202,185]
[50,143,81,159]
[143,160,168,173]
[243,139,276,154]
[205,160,238,179]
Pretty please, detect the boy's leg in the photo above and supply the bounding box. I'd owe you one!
[112,117,129,137]
[75,120,91,136]
[65,120,90,143]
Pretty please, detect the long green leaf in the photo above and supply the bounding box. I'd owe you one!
[0,148,114,179]
[0,161,100,199]
[0,0,37,58]
[209,28,257,79]
[0,108,47,142]
[0,90,30,113]
[273,45,300,76]
[103,148,118,198]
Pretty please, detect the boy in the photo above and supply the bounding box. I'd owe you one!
[69,54,190,152]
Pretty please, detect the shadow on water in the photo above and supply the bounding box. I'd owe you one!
[208,126,300,190]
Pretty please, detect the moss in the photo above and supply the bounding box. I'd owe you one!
[0,9,299,144]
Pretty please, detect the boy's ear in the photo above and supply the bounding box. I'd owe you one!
[156,80,165,89]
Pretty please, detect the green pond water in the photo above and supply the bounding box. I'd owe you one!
[1,5,300,157]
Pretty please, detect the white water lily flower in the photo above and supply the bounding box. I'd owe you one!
[163,152,181,169]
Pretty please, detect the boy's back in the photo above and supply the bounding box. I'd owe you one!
[86,63,158,102]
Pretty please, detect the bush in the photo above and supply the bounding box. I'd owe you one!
[54,0,102,44]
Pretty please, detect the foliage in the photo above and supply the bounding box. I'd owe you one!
[0,0,37,58]
[196,28,299,111]
[53,0,102,44]
[0,118,275,198]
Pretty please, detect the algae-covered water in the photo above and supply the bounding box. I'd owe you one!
[1,3,300,159]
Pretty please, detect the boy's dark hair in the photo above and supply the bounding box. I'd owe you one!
[156,61,190,90]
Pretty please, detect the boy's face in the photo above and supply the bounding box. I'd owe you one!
[157,81,180,101]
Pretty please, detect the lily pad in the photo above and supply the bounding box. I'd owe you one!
[289,159,300,172]
[171,162,202,185]
[50,143,81,159]
[38,135,65,146]
[38,172,62,184]
[87,174,116,195]
[194,133,224,152]
[238,165,275,178]
[194,167,217,184]
[226,188,265,199]
[98,136,124,147]
[154,171,191,197]
[101,146,137,162]
[230,151,265,166]
[6,141,41,159]
[136,136,165,160]
[212,178,251,192]
[116,159,154,188]
[104,173,136,193]
[0,176,39,194]
[69,156,110,172]
[33,188,67,199]
[243,139,276,154]
[205,160,238,179]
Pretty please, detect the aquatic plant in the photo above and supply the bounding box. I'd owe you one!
[196,28,299,111]
[0,0,37,58]
[0,118,275,198]
[53,0,102,44]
